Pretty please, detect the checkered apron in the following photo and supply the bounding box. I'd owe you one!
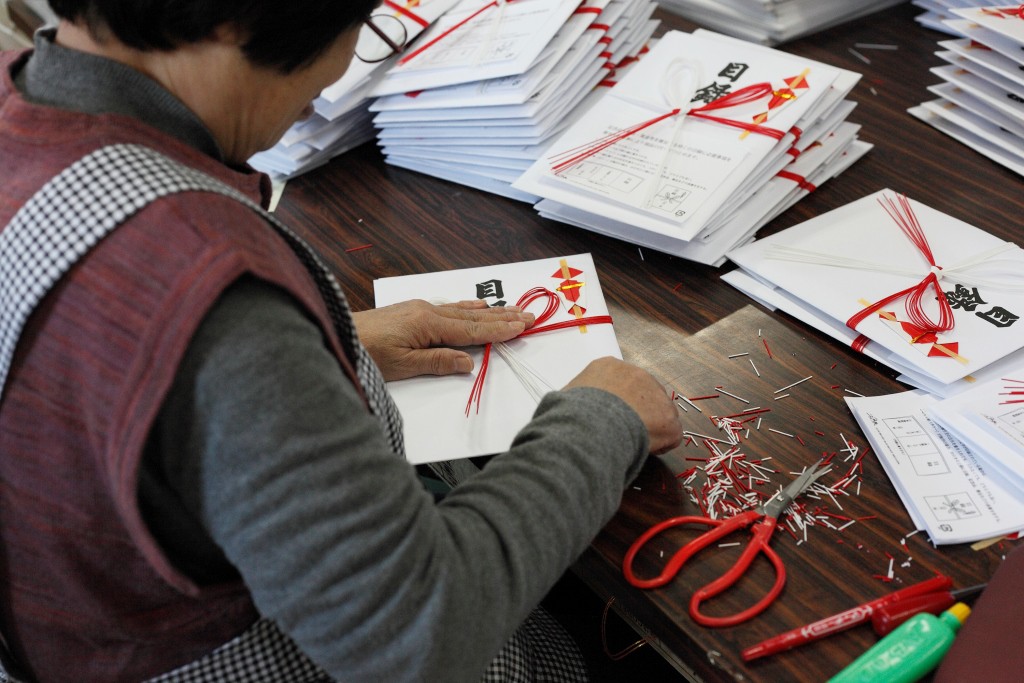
[0,143,404,454]
[0,144,586,682]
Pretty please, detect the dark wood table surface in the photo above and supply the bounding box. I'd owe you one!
[274,3,1022,681]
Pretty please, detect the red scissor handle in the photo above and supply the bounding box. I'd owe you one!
[622,510,788,627]
[622,509,762,590]
[689,517,786,628]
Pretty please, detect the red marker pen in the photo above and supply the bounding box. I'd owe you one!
[870,583,986,636]
[741,574,953,662]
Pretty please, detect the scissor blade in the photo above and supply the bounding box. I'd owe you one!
[761,461,832,519]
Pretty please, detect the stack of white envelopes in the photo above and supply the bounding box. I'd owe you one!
[656,0,906,46]
[912,0,990,33]
[513,29,870,266]
[908,4,1024,177]
[368,0,659,201]
[249,0,459,179]
[725,190,1024,399]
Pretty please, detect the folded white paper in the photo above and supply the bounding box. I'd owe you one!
[374,253,620,464]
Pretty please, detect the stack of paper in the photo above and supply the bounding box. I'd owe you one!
[912,0,992,34]
[249,0,459,179]
[513,29,870,266]
[846,388,1024,545]
[908,5,1024,177]
[368,0,660,201]
[725,190,1024,399]
[930,370,1024,488]
[374,253,619,465]
[655,0,906,46]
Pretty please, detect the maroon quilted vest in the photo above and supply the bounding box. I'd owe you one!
[0,50,360,681]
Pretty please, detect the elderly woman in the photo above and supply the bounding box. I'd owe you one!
[0,1,681,681]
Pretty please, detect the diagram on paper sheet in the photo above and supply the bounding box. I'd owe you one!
[563,161,644,194]
[882,415,950,476]
[925,492,981,522]
[649,184,691,214]
[997,405,1024,443]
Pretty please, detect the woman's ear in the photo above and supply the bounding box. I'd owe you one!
[210,21,249,49]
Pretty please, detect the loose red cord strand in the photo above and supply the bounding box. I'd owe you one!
[549,82,786,176]
[846,194,954,335]
[465,287,613,416]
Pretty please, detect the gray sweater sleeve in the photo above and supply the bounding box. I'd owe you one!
[145,277,648,682]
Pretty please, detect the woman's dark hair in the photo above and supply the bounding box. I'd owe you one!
[47,0,377,73]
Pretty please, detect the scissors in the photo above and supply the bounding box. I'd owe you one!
[622,460,831,628]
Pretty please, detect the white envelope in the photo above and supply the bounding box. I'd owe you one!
[654,0,905,45]
[385,142,545,160]
[919,98,1024,163]
[908,104,1024,177]
[935,49,1024,99]
[371,28,605,116]
[387,153,524,182]
[695,30,861,138]
[374,50,606,140]
[319,0,461,107]
[373,254,621,464]
[940,38,1024,89]
[722,267,1024,399]
[952,6,1024,45]
[926,64,1024,154]
[383,145,534,171]
[384,156,540,201]
[728,190,1024,386]
[371,0,581,96]
[944,18,1024,67]
[927,81,1024,139]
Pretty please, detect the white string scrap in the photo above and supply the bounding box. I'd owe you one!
[839,433,859,461]
[491,341,553,403]
[764,241,1024,291]
[775,375,812,393]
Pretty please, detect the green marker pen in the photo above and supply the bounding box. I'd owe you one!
[827,602,971,683]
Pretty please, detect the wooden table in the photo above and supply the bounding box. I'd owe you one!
[274,3,1021,681]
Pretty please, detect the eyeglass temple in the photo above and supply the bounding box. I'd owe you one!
[364,19,404,53]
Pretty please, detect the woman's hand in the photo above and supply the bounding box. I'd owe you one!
[564,357,683,455]
[352,299,535,381]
